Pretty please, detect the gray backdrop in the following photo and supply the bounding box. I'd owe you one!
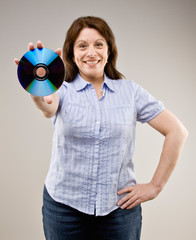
[0,0,195,239]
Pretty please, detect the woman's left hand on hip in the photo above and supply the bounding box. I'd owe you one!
[117,183,160,209]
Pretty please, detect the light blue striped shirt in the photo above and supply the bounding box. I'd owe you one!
[45,73,164,216]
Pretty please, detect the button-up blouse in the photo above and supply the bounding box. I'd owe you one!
[45,74,164,216]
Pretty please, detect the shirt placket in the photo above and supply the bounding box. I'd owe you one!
[88,87,101,215]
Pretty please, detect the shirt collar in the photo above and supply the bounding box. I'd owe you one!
[73,73,116,92]
[102,74,115,92]
[73,74,90,91]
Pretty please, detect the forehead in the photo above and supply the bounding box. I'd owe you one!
[75,27,106,43]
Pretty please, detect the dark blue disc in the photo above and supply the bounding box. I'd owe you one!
[17,48,65,96]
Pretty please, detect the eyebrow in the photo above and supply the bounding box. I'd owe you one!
[75,39,106,45]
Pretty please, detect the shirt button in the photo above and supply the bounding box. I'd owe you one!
[96,121,100,124]
[95,141,99,144]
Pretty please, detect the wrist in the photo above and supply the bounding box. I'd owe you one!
[30,94,44,102]
[150,181,163,196]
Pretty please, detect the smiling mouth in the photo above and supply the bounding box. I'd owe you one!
[84,60,101,66]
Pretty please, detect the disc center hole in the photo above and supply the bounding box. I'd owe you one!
[36,67,46,78]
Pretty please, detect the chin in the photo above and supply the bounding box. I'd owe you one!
[81,71,104,81]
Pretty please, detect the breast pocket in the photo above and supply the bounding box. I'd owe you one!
[107,106,134,141]
[108,106,133,124]
[62,103,89,124]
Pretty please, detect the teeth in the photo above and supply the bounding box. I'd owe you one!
[86,60,99,65]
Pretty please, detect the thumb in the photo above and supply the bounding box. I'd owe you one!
[44,95,53,104]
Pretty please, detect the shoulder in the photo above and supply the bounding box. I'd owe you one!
[55,81,69,102]
[56,80,73,95]
[105,76,135,92]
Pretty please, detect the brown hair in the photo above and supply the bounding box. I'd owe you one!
[63,16,125,82]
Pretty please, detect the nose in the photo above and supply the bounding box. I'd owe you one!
[87,45,97,57]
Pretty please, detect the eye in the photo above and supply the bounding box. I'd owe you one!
[79,44,87,49]
[96,42,104,47]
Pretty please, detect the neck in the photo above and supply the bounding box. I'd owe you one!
[79,72,104,85]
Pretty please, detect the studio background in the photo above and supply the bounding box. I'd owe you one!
[0,0,195,239]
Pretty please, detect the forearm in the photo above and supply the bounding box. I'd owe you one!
[31,93,59,118]
[151,127,188,193]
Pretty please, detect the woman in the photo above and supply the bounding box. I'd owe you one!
[15,16,188,240]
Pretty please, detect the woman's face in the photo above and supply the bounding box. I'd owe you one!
[73,28,109,82]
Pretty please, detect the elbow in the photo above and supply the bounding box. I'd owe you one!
[181,126,189,141]
[166,122,189,144]
[175,124,189,144]
[178,119,189,139]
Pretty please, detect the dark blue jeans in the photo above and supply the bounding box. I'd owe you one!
[42,185,142,240]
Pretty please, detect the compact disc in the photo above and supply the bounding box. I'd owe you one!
[17,48,65,96]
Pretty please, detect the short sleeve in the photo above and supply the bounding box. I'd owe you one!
[56,82,67,106]
[133,81,165,123]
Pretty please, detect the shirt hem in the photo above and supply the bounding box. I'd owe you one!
[44,183,120,217]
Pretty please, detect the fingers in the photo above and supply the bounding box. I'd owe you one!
[55,48,62,57]
[117,186,134,195]
[14,41,42,66]
[117,186,136,209]
[118,194,140,209]
[28,42,34,51]
[14,41,62,66]
[37,40,44,49]
[126,199,141,209]
[117,191,134,205]
[117,183,158,210]
[28,40,44,51]
[28,41,61,55]
[14,58,20,65]
[117,189,136,209]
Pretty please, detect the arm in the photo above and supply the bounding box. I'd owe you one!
[117,109,188,209]
[148,109,188,192]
